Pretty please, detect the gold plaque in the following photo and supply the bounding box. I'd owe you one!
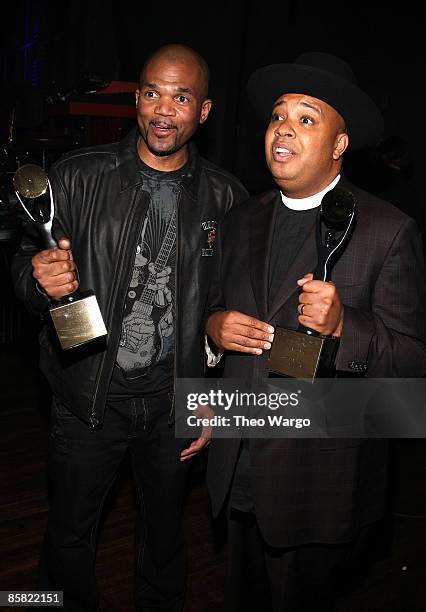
[49,293,107,350]
[268,327,338,382]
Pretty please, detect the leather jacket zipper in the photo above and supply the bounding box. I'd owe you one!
[90,187,147,429]
[168,192,181,426]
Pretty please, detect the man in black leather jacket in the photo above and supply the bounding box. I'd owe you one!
[12,44,248,611]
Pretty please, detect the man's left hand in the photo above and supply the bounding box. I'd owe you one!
[180,404,213,461]
[297,273,344,336]
[180,433,211,461]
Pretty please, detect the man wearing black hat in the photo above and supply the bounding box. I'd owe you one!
[205,53,426,611]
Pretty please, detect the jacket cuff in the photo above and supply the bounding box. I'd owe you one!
[335,305,375,373]
[205,334,224,368]
[24,279,52,316]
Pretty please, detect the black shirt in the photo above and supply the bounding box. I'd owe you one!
[109,158,189,400]
[269,204,317,307]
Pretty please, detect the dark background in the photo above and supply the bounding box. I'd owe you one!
[1,2,426,610]
[1,0,425,198]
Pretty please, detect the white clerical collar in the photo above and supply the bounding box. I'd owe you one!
[280,175,341,211]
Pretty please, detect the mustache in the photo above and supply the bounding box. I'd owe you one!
[150,120,178,129]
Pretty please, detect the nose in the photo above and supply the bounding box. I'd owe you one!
[154,97,175,116]
[275,118,295,138]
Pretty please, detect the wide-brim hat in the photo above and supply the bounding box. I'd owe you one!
[247,52,384,150]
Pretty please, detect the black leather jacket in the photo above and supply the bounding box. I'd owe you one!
[12,128,248,426]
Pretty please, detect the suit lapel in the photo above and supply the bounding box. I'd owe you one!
[250,191,279,321]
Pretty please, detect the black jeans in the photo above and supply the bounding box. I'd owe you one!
[39,393,190,611]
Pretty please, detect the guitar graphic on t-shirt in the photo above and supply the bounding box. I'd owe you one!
[117,210,176,378]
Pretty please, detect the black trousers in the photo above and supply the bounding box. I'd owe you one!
[225,508,354,612]
[38,393,190,611]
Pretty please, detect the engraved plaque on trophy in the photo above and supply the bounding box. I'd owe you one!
[268,186,356,382]
[13,164,107,350]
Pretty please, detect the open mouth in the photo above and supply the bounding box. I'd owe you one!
[272,145,294,161]
[150,121,177,137]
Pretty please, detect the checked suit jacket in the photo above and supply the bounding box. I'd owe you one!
[206,177,426,548]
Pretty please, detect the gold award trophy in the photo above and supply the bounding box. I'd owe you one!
[13,164,107,350]
[268,187,356,382]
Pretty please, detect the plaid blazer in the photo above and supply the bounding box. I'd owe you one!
[206,177,426,547]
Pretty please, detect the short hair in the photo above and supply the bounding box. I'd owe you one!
[139,44,210,99]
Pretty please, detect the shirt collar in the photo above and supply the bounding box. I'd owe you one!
[280,174,341,211]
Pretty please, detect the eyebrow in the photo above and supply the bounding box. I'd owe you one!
[142,81,193,95]
[299,101,322,115]
[273,99,322,116]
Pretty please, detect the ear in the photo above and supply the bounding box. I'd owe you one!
[199,99,213,124]
[333,132,349,160]
[135,89,140,108]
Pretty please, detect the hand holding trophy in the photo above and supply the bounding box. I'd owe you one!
[13,164,107,350]
[268,186,356,382]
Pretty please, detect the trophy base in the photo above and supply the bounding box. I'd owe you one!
[49,292,107,350]
[268,327,339,382]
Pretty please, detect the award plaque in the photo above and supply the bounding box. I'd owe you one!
[268,187,356,382]
[13,164,107,350]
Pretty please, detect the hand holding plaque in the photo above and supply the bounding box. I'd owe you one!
[268,187,356,381]
[13,164,107,350]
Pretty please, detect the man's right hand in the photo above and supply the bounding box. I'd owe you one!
[32,238,78,300]
[206,310,274,355]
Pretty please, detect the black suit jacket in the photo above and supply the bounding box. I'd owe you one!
[206,178,426,548]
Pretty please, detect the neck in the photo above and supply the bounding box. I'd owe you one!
[280,176,340,198]
[278,163,342,198]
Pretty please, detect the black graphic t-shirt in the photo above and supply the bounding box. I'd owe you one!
[109,160,188,400]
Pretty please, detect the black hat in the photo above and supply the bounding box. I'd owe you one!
[247,52,384,150]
